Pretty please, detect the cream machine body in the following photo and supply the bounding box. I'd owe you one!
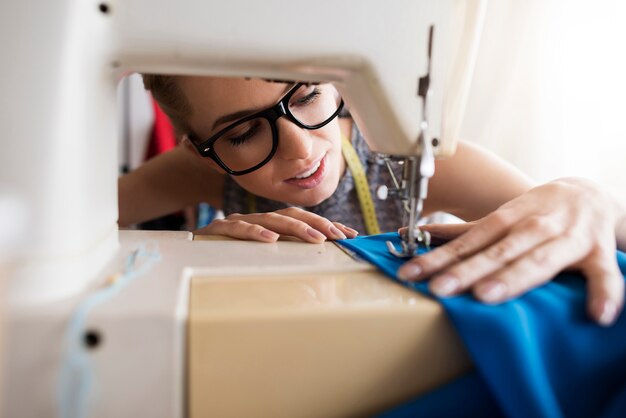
[0,1,485,417]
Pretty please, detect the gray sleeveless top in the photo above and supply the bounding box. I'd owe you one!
[222,124,405,234]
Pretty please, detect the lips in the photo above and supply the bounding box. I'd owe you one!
[284,154,327,189]
[293,159,322,179]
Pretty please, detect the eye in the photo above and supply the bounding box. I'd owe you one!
[293,87,322,106]
[225,121,260,146]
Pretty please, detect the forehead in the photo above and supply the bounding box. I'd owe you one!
[178,76,287,132]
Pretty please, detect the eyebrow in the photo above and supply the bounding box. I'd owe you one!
[211,83,295,130]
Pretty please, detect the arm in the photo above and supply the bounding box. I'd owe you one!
[424,140,535,221]
[428,142,626,252]
[118,143,224,227]
[399,141,626,326]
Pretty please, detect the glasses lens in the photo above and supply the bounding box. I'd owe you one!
[288,84,342,127]
[212,117,273,172]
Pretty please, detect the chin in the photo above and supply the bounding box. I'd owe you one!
[295,180,338,207]
[299,194,329,207]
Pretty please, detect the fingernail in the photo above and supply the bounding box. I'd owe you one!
[476,280,507,303]
[343,226,359,236]
[307,228,326,241]
[430,274,460,297]
[260,230,279,240]
[595,299,618,327]
[329,225,347,240]
[398,264,422,281]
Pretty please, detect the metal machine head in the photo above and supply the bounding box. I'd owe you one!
[1,0,485,294]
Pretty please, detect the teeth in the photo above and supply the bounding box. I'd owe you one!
[295,160,321,179]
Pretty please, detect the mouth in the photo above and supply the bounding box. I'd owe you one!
[284,154,327,189]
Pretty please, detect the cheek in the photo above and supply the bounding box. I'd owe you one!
[327,129,344,158]
[319,121,342,141]
[310,125,342,159]
[231,165,277,194]
[232,176,262,193]
[204,158,226,173]
[323,131,343,169]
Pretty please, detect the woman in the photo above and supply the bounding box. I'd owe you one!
[119,75,626,325]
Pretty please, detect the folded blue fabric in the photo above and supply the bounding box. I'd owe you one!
[337,232,626,418]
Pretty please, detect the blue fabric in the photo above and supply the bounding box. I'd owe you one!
[379,373,504,418]
[337,233,626,418]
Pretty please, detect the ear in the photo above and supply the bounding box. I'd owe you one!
[180,134,200,154]
[180,135,226,173]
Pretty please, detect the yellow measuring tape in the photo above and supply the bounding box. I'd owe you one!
[247,135,381,235]
[341,135,381,235]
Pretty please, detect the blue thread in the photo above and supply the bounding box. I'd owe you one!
[58,242,161,418]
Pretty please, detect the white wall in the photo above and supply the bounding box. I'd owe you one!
[461,0,626,192]
[117,73,154,174]
[0,197,28,417]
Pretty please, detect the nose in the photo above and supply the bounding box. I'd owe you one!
[275,117,313,161]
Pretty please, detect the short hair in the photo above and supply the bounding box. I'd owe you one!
[141,74,193,137]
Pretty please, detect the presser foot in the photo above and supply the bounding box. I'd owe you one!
[386,229,431,258]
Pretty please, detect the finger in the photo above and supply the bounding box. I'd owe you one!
[419,222,476,242]
[275,207,347,240]
[228,212,328,243]
[197,219,280,243]
[471,236,588,304]
[428,216,562,297]
[397,210,519,281]
[333,222,359,239]
[581,246,624,326]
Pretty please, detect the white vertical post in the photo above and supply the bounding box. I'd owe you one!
[0,0,120,303]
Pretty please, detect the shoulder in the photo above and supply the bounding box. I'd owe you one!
[118,145,224,225]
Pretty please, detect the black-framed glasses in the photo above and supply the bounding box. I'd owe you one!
[189,82,344,175]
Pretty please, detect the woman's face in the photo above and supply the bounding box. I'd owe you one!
[179,77,345,207]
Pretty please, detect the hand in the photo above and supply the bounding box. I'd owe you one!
[194,207,358,243]
[397,177,625,326]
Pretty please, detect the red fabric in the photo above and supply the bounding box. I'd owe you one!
[145,98,177,160]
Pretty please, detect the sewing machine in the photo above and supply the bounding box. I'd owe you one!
[0,0,485,416]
